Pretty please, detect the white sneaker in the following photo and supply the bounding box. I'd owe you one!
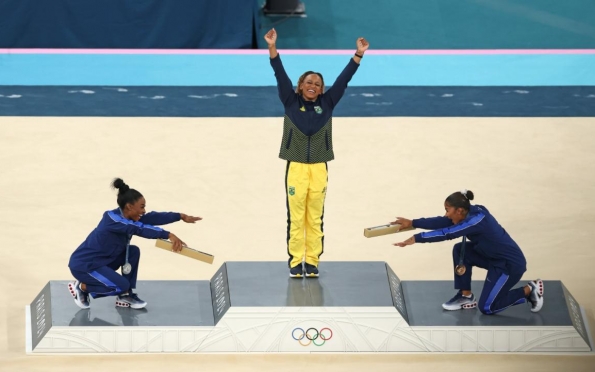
[527,279,544,313]
[442,292,477,311]
[116,292,147,309]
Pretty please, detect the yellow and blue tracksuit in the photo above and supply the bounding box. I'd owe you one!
[68,209,180,298]
[413,205,528,315]
[270,54,359,269]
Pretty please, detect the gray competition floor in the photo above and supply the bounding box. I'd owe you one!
[51,281,215,327]
[402,280,571,327]
[224,261,394,307]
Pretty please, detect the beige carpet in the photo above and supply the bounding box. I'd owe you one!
[1,117,594,371]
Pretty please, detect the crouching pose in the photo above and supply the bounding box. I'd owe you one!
[67,178,201,309]
[393,190,543,315]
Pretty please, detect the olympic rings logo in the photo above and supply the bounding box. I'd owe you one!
[291,327,333,346]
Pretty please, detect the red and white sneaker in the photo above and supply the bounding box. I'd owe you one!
[68,280,90,309]
[527,279,544,313]
[116,292,147,309]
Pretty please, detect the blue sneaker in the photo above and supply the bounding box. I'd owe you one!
[68,280,90,309]
[304,263,319,278]
[116,292,147,309]
[442,291,477,311]
[289,264,303,278]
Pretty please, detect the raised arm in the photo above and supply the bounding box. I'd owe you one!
[264,28,295,106]
[324,37,369,108]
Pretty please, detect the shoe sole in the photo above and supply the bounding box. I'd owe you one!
[442,302,477,311]
[530,279,544,313]
[289,273,303,278]
[68,281,90,310]
[116,300,147,309]
[305,273,319,278]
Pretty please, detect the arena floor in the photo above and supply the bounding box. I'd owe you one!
[1,116,594,371]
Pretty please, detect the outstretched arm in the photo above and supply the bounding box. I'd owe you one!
[394,212,486,246]
[106,210,170,240]
[390,216,453,230]
[139,211,181,226]
[106,211,189,252]
[325,37,369,108]
[412,216,453,230]
[265,28,295,106]
[140,212,202,226]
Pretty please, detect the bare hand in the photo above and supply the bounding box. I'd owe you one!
[168,233,186,252]
[356,37,369,54]
[394,236,416,247]
[180,213,202,223]
[264,28,277,47]
[390,217,412,229]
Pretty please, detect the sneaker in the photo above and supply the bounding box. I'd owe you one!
[527,279,544,313]
[442,291,477,311]
[68,280,90,309]
[289,264,303,278]
[304,263,319,278]
[116,292,147,309]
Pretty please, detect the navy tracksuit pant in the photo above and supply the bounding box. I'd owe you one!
[70,245,140,299]
[453,242,527,314]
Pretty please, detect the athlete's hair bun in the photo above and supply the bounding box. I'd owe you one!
[112,178,130,194]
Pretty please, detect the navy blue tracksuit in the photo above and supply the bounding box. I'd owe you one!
[68,209,180,298]
[413,205,528,314]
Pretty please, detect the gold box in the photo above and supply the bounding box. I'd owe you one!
[364,224,416,238]
[155,239,214,264]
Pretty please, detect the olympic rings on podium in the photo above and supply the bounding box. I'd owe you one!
[292,327,333,346]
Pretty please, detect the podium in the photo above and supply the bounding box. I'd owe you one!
[26,261,592,354]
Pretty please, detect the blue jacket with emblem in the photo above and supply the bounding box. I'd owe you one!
[68,209,180,272]
[412,205,527,271]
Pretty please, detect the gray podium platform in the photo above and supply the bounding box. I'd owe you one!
[26,261,592,354]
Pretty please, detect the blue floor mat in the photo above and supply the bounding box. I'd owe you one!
[1,86,594,117]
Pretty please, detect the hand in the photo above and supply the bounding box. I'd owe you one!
[168,233,186,252]
[390,217,412,229]
[356,37,369,54]
[394,235,416,247]
[264,28,277,47]
[180,213,202,223]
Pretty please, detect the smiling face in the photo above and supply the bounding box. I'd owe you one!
[299,73,324,101]
[444,202,467,224]
[123,197,146,221]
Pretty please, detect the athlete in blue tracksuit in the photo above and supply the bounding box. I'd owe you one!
[67,178,200,310]
[393,190,544,314]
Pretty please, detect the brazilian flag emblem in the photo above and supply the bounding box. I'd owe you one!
[289,186,295,196]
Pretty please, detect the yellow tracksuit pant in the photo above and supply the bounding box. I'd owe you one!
[285,161,328,268]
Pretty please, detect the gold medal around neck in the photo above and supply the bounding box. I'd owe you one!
[455,264,466,276]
